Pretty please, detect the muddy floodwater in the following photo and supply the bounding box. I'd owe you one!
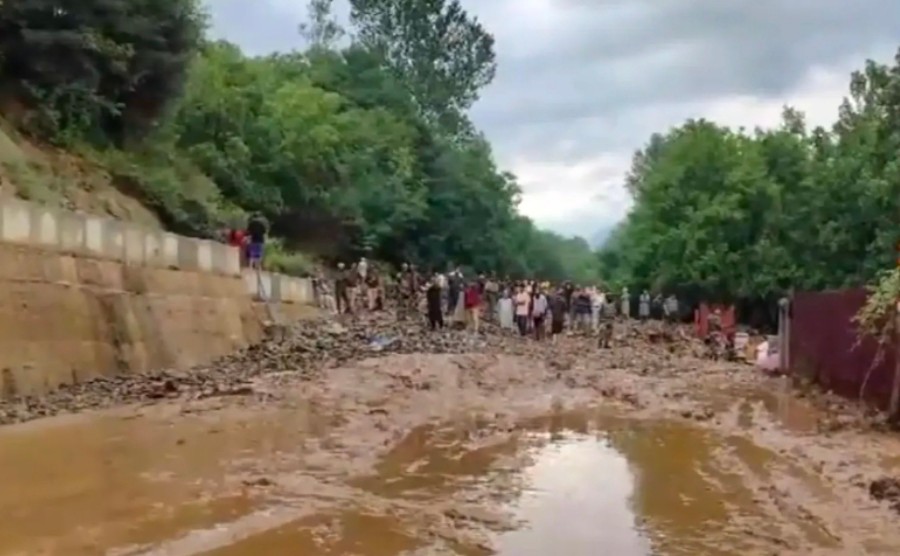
[3,343,900,555]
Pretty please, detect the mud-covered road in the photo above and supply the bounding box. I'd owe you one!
[2,316,900,555]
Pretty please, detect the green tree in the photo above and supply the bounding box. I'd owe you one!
[0,0,205,143]
[349,0,496,131]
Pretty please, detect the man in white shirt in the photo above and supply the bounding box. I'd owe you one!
[591,287,606,331]
[358,257,368,281]
[531,288,549,341]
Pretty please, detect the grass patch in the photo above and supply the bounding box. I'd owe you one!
[1,159,66,204]
[264,237,317,277]
[86,144,243,238]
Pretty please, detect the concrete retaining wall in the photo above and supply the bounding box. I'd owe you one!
[0,198,314,304]
[0,198,238,275]
[243,269,315,305]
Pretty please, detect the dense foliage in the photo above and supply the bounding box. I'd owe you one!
[0,0,599,281]
[0,0,204,144]
[599,54,900,302]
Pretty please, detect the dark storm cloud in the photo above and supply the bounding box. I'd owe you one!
[471,0,900,131]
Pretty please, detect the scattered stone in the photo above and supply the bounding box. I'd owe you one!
[242,477,274,488]
[869,476,900,513]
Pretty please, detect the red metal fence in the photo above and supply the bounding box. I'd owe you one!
[694,303,736,338]
[790,289,897,408]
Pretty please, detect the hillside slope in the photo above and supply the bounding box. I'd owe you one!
[0,119,162,228]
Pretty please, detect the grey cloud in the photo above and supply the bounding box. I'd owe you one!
[473,0,900,130]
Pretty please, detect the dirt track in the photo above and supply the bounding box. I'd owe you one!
[1,315,900,555]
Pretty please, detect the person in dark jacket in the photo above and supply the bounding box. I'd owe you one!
[574,288,593,332]
[425,274,444,330]
[335,262,352,314]
[549,289,567,343]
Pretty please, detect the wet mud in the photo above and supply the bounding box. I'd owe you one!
[2,317,900,555]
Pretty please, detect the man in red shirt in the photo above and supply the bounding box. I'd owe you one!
[464,280,482,334]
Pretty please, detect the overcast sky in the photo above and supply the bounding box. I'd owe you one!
[209,0,900,242]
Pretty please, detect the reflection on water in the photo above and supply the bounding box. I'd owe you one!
[208,411,812,556]
[495,431,651,555]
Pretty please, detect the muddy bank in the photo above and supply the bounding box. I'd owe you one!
[3,316,900,555]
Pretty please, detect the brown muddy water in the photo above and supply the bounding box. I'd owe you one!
[1,353,900,555]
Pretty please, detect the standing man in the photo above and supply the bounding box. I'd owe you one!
[574,288,593,332]
[463,279,482,335]
[549,288,567,343]
[514,285,530,337]
[639,290,651,320]
[621,287,631,319]
[358,257,368,283]
[652,293,664,320]
[347,263,360,313]
[365,263,380,311]
[563,281,576,323]
[664,294,679,323]
[447,268,461,317]
[484,275,500,322]
[531,286,549,341]
[246,213,268,270]
[335,262,351,314]
[425,273,444,331]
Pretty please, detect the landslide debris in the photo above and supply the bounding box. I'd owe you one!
[0,314,718,426]
[0,315,518,425]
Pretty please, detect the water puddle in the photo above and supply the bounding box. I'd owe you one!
[190,411,833,555]
[492,432,650,555]
[0,400,840,555]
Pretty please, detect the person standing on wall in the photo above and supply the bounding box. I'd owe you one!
[246,213,268,270]
[227,226,248,268]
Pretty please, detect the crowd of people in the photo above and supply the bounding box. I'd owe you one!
[313,262,682,345]
[215,225,687,347]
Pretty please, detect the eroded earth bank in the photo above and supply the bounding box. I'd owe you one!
[2,315,900,556]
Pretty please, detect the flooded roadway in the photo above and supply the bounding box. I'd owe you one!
[2,347,900,555]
